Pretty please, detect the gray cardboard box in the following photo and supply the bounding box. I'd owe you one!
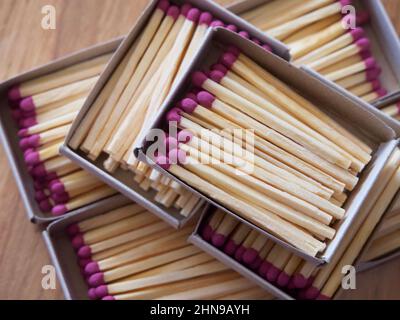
[135,28,400,265]
[62,0,289,229]
[0,38,123,224]
[227,0,400,102]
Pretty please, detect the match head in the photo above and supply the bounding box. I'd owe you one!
[19,117,37,128]
[199,12,213,26]
[349,27,364,41]
[39,199,52,212]
[78,245,92,259]
[8,85,21,101]
[266,265,281,283]
[177,130,193,143]
[211,63,228,75]
[197,91,215,108]
[370,80,381,91]
[356,11,370,25]
[185,92,198,102]
[167,6,180,20]
[366,67,382,81]
[186,8,200,22]
[157,0,170,12]
[50,182,66,194]
[339,0,352,7]
[220,52,238,69]
[226,24,238,32]
[28,134,40,148]
[238,31,249,39]
[78,258,92,268]
[180,3,192,17]
[155,155,171,170]
[191,71,208,87]
[303,286,321,300]
[52,192,69,204]
[166,107,182,123]
[94,285,109,299]
[209,70,225,84]
[71,233,85,249]
[242,248,258,265]
[51,204,68,216]
[227,46,240,57]
[223,239,238,256]
[376,88,388,97]
[233,245,246,261]
[11,109,23,121]
[19,137,32,150]
[276,272,291,287]
[210,20,224,28]
[88,288,98,300]
[211,233,227,248]
[180,98,198,114]
[102,296,115,300]
[364,57,377,70]
[88,273,105,287]
[262,44,272,52]
[32,164,47,178]
[316,294,331,300]
[201,224,213,242]
[168,148,187,164]
[249,256,262,271]
[359,49,371,60]
[34,190,47,202]
[19,97,35,111]
[24,151,40,166]
[258,261,271,277]
[355,38,370,51]
[66,223,80,236]
[85,261,100,275]
[251,38,261,45]
[291,274,309,289]
[18,128,29,137]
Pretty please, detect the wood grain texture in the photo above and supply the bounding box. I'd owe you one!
[0,0,399,300]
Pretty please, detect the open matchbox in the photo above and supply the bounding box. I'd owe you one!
[227,0,400,105]
[0,38,123,224]
[61,0,289,229]
[134,28,400,265]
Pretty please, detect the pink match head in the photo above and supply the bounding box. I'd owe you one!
[316,294,331,300]
[211,233,227,248]
[197,91,215,109]
[211,63,228,75]
[251,38,261,45]
[95,285,109,299]
[356,11,370,25]
[88,288,98,300]
[24,151,40,166]
[51,192,69,204]
[165,136,178,151]
[370,80,381,91]
[18,128,29,137]
[85,261,100,275]
[258,261,271,277]
[79,258,92,268]
[28,134,40,148]
[66,223,80,236]
[33,179,46,190]
[262,44,272,52]
[209,70,225,84]
[46,172,59,182]
[349,27,364,41]
[52,204,68,216]
[180,3,192,17]
[210,20,224,28]
[19,137,32,150]
[266,265,281,283]
[185,92,197,102]
[242,248,258,265]
[35,190,47,202]
[304,286,321,300]
[167,6,180,20]
[180,98,198,114]
[355,38,370,51]
[366,67,381,81]
[339,0,352,7]
[199,12,213,26]
[50,182,66,195]
[8,85,21,101]
[89,273,105,287]
[71,234,84,249]
[78,245,92,259]
[186,8,200,22]
[178,130,193,143]
[227,46,240,57]
[11,109,23,121]
[220,52,238,69]
[19,97,35,111]
[157,0,170,13]
[292,274,309,289]
[364,57,377,70]
[223,239,238,256]
[250,256,262,271]
[166,107,182,123]
[376,88,388,97]
[238,31,249,39]
[201,224,213,242]
[276,272,291,287]
[359,50,371,60]
[19,117,37,128]
[226,24,238,32]
[168,148,187,164]
[155,155,171,170]
[102,296,115,301]
[32,164,47,178]
[191,71,208,87]
[39,199,52,212]
[234,245,246,261]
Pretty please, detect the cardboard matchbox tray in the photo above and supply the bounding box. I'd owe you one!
[135,28,400,266]
[0,38,123,224]
[61,0,290,229]
[227,0,400,103]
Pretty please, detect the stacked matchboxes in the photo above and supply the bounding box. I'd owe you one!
[1,0,400,300]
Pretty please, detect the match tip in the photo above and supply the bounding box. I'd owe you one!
[102,296,115,301]
[89,273,105,287]
[304,286,321,300]
[177,130,193,143]
[52,204,68,216]
[266,265,281,283]
[155,155,171,170]
[316,294,331,300]
[201,224,213,241]
[366,67,381,81]
[8,85,21,101]
[34,190,47,202]
[28,134,40,148]
[242,248,258,265]
[52,192,69,205]
[364,57,377,69]
[180,98,198,114]
[262,44,272,52]
[95,285,109,299]
[166,107,182,123]
[18,128,29,137]
[78,245,92,259]
[250,256,262,271]
[359,49,371,60]
[220,52,238,69]
[251,38,261,45]
[209,70,225,84]
[71,233,84,249]
[227,45,240,57]
[356,11,370,25]
[355,38,370,50]
[199,12,213,26]
[32,164,47,178]
[377,88,387,97]
[371,79,381,91]
[180,3,192,17]
[223,239,238,256]
[39,199,52,212]
[258,261,271,277]
[238,31,250,39]
[24,151,40,166]
[192,71,208,87]
[186,8,200,22]
[211,233,227,248]
[19,117,38,128]
[350,27,364,41]
[19,97,35,111]
[226,24,238,32]
[168,148,186,164]
[339,0,352,7]
[157,0,170,12]
[51,182,66,195]
[11,109,22,121]
[84,261,100,276]
[210,20,224,28]
[66,223,80,236]
[276,272,291,287]
[79,258,92,268]
[167,5,180,20]
[197,91,215,108]
[211,63,228,75]
[88,288,98,300]
[292,274,309,289]
[233,245,246,262]
[19,137,31,151]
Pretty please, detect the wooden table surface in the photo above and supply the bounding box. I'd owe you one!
[0,0,399,300]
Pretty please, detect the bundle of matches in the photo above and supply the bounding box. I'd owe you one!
[380,99,400,121]
[154,46,373,257]
[68,0,272,218]
[240,0,388,103]
[66,202,274,300]
[200,150,400,299]
[7,53,118,216]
